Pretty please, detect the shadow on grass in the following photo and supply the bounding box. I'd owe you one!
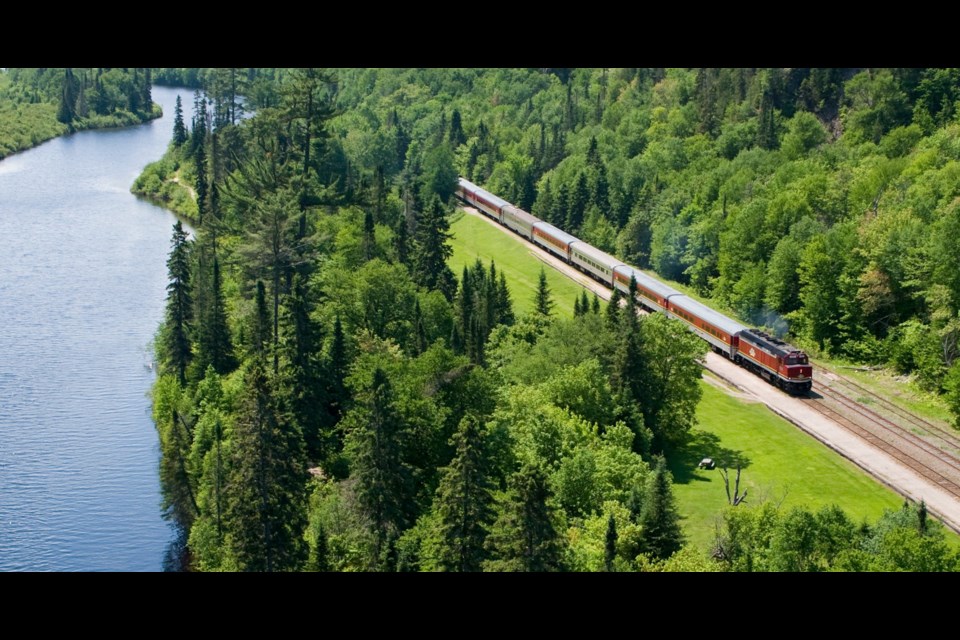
[667,429,751,485]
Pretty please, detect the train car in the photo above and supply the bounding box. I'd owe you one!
[570,242,623,288]
[501,204,539,240]
[736,329,813,393]
[613,266,681,314]
[531,221,579,262]
[668,294,746,358]
[456,177,509,224]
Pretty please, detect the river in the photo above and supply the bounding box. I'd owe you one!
[0,86,191,571]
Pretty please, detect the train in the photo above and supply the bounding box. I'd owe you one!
[456,177,814,395]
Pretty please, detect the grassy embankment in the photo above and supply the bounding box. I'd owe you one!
[448,211,917,551]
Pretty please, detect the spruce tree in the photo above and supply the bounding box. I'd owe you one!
[223,359,309,571]
[534,267,554,318]
[606,285,622,329]
[592,292,601,314]
[412,194,457,301]
[483,464,565,572]
[279,272,325,462]
[162,221,193,385]
[639,455,684,560]
[580,289,591,317]
[574,294,584,317]
[194,131,208,226]
[172,95,188,147]
[605,514,618,572]
[344,368,413,570]
[435,415,496,572]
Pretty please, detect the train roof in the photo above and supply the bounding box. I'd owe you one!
[669,295,746,335]
[532,221,579,246]
[739,329,803,357]
[571,242,624,270]
[502,204,539,225]
[620,266,682,299]
[458,177,510,211]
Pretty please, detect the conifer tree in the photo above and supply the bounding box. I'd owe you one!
[639,455,684,560]
[344,368,413,570]
[483,464,565,572]
[172,95,188,147]
[435,415,496,572]
[223,359,309,571]
[605,514,618,572]
[162,221,193,385]
[412,194,457,300]
[534,267,554,318]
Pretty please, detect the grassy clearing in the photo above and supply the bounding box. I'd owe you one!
[449,210,591,317]
[671,378,905,551]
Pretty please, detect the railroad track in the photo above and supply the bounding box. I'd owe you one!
[800,387,960,501]
[816,367,960,456]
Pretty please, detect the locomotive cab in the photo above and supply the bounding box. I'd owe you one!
[781,350,813,393]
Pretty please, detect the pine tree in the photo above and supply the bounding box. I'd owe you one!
[639,455,684,560]
[605,514,618,572]
[606,286,622,329]
[324,315,349,433]
[534,267,554,317]
[567,172,589,231]
[412,194,457,300]
[344,368,413,570]
[162,221,193,385]
[483,464,565,572]
[223,360,309,571]
[580,289,591,317]
[172,95,188,147]
[362,209,376,261]
[496,272,515,326]
[194,131,208,226]
[435,415,497,572]
[449,108,466,147]
[75,81,88,119]
[573,294,584,317]
[192,251,236,379]
[279,272,326,461]
[56,68,79,125]
[592,293,601,315]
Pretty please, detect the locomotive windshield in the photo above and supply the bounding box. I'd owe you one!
[785,354,807,365]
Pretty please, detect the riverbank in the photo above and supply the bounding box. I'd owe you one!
[0,69,163,162]
[0,102,162,162]
[131,148,199,223]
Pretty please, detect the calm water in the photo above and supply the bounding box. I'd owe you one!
[0,86,190,571]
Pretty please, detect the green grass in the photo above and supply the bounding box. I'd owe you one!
[671,378,904,551]
[449,210,591,317]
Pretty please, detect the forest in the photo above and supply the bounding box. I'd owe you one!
[138,68,960,571]
[0,68,160,160]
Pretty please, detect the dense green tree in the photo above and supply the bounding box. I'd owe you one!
[412,194,457,301]
[534,267,554,317]
[604,513,618,572]
[484,464,565,572]
[343,368,414,570]
[56,68,79,125]
[223,361,309,572]
[161,221,193,385]
[434,415,497,572]
[172,95,188,147]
